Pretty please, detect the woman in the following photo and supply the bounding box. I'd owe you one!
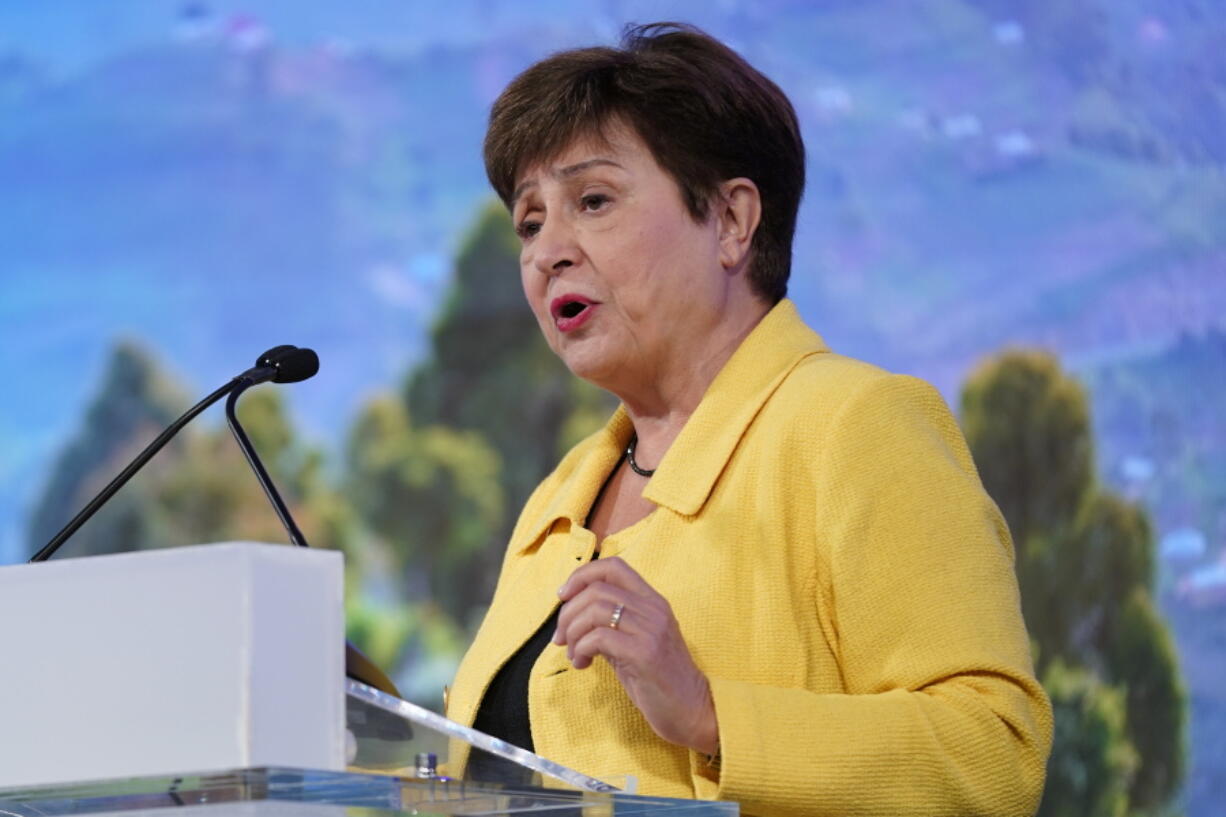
[445,23,1052,817]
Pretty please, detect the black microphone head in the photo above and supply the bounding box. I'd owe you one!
[255,345,298,368]
[272,347,319,383]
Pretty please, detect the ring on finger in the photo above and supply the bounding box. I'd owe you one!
[609,603,626,631]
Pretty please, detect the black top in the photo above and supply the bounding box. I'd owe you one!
[466,458,620,783]
[466,605,562,783]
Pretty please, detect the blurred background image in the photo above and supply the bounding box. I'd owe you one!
[1,2,1222,815]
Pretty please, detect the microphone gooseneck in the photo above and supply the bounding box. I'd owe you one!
[29,345,315,563]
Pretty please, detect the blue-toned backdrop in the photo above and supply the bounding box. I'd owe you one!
[2,2,1222,813]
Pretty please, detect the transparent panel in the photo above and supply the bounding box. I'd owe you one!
[0,767,738,816]
[344,679,631,793]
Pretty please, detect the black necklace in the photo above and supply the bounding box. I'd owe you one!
[625,434,656,478]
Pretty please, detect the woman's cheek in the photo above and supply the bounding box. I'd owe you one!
[519,259,542,301]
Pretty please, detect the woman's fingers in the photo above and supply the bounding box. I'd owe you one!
[553,558,664,649]
[553,559,670,661]
[557,556,655,601]
[567,601,672,667]
[553,579,642,644]
[550,555,719,754]
[556,594,639,657]
[568,623,635,670]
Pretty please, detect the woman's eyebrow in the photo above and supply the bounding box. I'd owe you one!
[555,157,624,179]
[512,158,625,206]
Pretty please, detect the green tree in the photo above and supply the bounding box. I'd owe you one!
[961,350,1187,816]
[25,341,189,558]
[345,393,503,624]
[1040,661,1137,817]
[1069,494,1156,658]
[1026,493,1157,669]
[962,350,1095,555]
[962,350,1097,663]
[1105,591,1187,813]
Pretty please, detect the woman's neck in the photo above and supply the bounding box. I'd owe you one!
[617,297,771,469]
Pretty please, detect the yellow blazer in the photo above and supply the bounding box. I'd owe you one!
[447,300,1052,817]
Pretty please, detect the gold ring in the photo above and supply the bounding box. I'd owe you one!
[609,603,625,630]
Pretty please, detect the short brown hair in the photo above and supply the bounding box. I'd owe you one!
[484,22,805,303]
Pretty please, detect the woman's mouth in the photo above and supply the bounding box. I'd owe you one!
[550,295,598,332]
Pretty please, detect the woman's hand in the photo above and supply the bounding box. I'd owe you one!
[553,556,719,756]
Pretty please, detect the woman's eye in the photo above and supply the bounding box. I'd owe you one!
[516,220,541,240]
[580,193,610,212]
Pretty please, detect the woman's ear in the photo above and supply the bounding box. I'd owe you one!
[716,178,762,273]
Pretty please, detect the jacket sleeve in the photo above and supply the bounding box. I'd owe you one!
[690,374,1053,817]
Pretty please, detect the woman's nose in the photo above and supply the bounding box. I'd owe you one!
[533,217,579,276]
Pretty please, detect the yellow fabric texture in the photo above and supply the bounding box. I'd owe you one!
[447,299,1053,816]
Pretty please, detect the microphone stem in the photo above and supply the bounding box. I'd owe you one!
[224,379,310,548]
[31,380,239,563]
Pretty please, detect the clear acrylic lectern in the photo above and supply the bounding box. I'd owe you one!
[0,679,738,816]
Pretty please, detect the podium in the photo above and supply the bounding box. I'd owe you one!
[0,543,737,816]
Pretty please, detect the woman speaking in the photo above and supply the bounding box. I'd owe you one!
[445,23,1052,817]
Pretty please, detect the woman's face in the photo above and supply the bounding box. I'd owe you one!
[511,122,733,396]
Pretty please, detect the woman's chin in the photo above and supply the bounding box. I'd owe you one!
[559,347,623,392]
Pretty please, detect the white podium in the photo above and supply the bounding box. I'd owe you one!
[0,543,346,788]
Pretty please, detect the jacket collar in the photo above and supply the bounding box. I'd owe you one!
[515,299,828,550]
[513,409,632,552]
[644,299,828,515]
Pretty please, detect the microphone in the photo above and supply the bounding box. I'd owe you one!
[243,345,320,386]
[29,345,314,563]
[223,346,319,549]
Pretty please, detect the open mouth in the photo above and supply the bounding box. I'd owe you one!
[550,294,597,327]
[558,301,588,319]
